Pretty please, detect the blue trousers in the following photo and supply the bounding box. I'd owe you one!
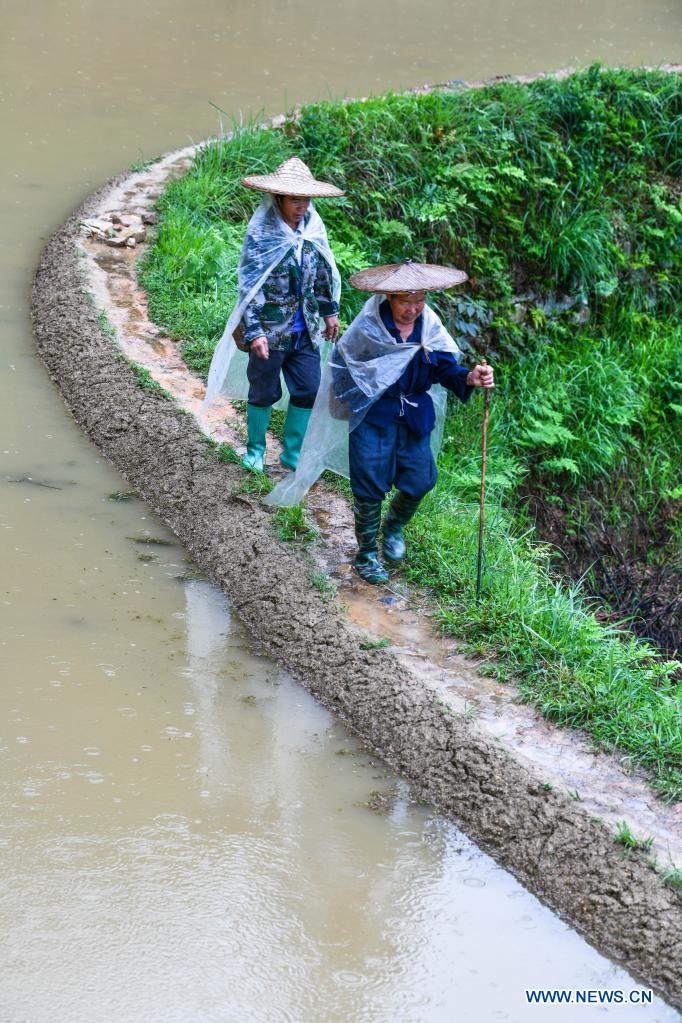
[348,418,437,502]
[247,330,320,409]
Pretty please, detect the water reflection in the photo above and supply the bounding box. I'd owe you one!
[3,577,679,1021]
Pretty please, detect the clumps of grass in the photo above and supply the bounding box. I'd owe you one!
[129,153,160,173]
[233,471,273,497]
[311,570,337,601]
[96,310,116,339]
[433,694,454,718]
[613,820,654,853]
[217,442,240,463]
[129,362,174,401]
[268,408,286,441]
[662,866,682,890]
[461,702,480,720]
[359,636,391,650]
[199,433,219,450]
[652,769,682,804]
[274,505,317,545]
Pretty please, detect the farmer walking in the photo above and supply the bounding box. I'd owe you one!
[202,157,343,472]
[266,260,494,583]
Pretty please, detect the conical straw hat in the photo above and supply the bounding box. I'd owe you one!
[241,157,344,197]
[349,260,468,293]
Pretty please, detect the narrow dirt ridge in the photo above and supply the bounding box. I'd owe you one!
[32,177,682,1008]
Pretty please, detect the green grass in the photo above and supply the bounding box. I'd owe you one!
[311,570,337,600]
[232,470,273,497]
[130,152,161,173]
[662,865,682,889]
[138,65,682,799]
[216,442,240,463]
[403,485,682,799]
[129,362,174,401]
[359,636,391,650]
[96,309,116,339]
[273,504,318,544]
[613,820,655,853]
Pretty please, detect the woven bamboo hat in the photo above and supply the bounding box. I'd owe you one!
[241,157,344,197]
[349,259,468,293]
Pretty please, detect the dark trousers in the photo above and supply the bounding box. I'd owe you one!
[247,331,321,409]
[348,418,437,502]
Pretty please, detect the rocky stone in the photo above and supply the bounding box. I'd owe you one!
[81,217,115,240]
[105,225,146,247]
[114,213,143,227]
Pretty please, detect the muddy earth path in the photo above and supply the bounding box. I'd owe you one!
[33,80,682,1007]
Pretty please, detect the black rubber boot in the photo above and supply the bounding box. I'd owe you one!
[352,498,389,584]
[382,491,422,562]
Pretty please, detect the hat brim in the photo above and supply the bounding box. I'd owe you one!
[241,175,344,198]
[349,263,468,293]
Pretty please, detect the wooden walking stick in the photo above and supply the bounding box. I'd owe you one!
[476,360,491,604]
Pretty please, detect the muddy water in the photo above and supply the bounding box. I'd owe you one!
[2,1,682,1020]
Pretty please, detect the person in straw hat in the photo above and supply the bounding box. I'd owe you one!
[266,260,494,584]
[202,157,343,472]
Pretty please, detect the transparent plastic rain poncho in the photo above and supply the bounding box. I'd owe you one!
[265,294,462,507]
[202,195,341,414]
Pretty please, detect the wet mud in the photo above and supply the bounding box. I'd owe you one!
[32,79,682,1008]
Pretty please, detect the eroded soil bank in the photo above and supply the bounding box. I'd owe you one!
[33,153,682,1006]
[526,486,682,656]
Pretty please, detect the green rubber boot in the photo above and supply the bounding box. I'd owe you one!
[280,404,312,471]
[353,498,389,585]
[382,491,422,562]
[242,404,272,472]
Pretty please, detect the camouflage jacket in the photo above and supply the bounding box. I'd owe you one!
[241,241,338,352]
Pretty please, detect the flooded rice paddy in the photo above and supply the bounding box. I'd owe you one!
[2,496,679,1021]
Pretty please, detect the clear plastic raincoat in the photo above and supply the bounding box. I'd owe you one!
[266,295,461,507]
[202,195,341,415]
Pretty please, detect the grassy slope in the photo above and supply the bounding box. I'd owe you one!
[139,67,682,799]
